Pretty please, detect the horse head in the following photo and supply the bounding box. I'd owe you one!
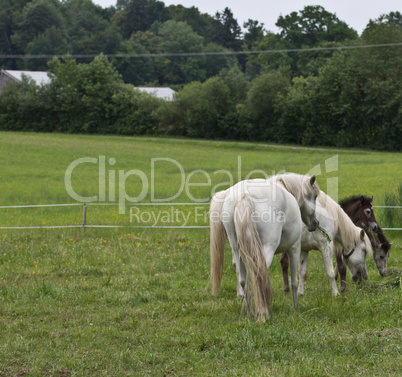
[354,196,394,277]
[358,195,379,231]
[300,174,320,232]
[372,238,393,276]
[341,229,371,281]
[339,195,379,232]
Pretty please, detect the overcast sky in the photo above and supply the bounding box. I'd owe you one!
[92,0,400,35]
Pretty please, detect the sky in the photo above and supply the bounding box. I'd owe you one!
[92,0,400,35]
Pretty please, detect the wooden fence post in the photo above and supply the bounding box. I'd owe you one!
[83,204,87,233]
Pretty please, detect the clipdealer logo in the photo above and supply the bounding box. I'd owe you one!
[64,155,339,227]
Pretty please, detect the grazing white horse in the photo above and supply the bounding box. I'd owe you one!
[210,173,319,320]
[297,191,372,296]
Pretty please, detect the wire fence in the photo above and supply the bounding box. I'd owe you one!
[0,203,400,231]
[1,42,401,60]
[0,203,210,230]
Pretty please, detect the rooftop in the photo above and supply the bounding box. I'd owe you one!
[136,87,176,101]
[1,70,52,85]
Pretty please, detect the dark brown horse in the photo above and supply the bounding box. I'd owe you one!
[280,195,392,292]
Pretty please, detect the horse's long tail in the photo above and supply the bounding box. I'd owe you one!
[210,191,228,296]
[235,193,273,321]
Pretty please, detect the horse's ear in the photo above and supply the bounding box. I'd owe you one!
[310,174,316,186]
[360,195,365,203]
[360,229,365,240]
[370,196,373,202]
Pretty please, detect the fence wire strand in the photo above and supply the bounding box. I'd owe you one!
[0,203,400,231]
[1,43,401,60]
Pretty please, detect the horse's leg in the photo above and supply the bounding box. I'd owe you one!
[335,247,347,292]
[334,263,339,280]
[238,256,247,297]
[287,239,300,308]
[232,252,236,270]
[320,241,339,296]
[297,250,309,296]
[226,232,245,299]
[280,252,290,292]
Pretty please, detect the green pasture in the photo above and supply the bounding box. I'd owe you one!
[0,132,401,376]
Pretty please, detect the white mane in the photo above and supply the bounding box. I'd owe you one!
[318,191,372,255]
[273,173,320,203]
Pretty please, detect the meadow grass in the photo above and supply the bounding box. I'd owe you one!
[0,132,401,376]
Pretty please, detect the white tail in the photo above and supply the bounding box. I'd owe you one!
[234,194,273,321]
[210,191,228,296]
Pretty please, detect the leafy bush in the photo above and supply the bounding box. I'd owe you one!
[0,55,165,136]
[169,76,237,139]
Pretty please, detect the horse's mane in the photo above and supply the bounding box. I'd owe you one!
[375,226,392,250]
[363,232,373,255]
[339,195,372,209]
[274,173,320,202]
[318,192,372,255]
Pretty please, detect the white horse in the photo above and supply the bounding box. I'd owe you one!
[210,173,319,320]
[297,191,372,296]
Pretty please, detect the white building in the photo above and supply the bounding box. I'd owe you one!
[136,87,176,101]
[0,70,51,91]
[0,71,177,103]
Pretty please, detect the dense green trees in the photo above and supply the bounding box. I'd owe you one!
[0,1,401,150]
[0,55,163,134]
[245,5,359,77]
[0,0,242,83]
[152,20,205,84]
[276,5,358,47]
[114,0,167,38]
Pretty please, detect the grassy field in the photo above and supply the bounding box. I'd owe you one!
[0,132,401,376]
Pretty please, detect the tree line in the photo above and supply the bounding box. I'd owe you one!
[0,0,401,150]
